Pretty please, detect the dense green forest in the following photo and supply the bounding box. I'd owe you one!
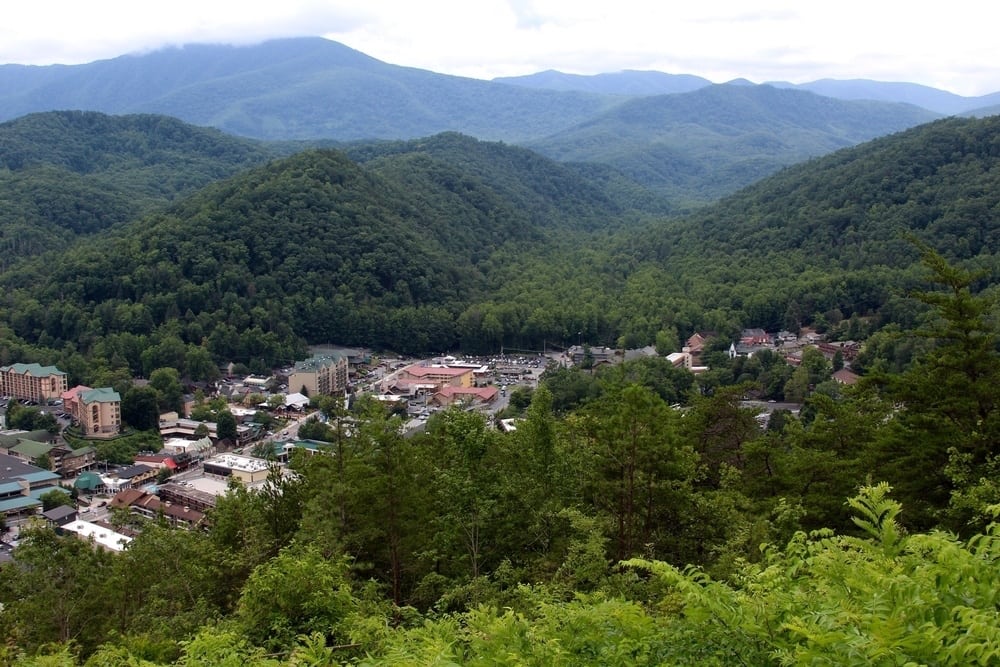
[3,111,1000,663]
[3,116,1000,387]
[0,111,282,263]
[3,251,1000,664]
[527,84,939,204]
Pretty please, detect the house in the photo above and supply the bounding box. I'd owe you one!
[0,437,95,477]
[832,369,861,385]
[134,452,180,473]
[0,363,68,403]
[288,354,349,397]
[740,329,773,346]
[105,464,157,491]
[566,345,617,365]
[42,504,78,527]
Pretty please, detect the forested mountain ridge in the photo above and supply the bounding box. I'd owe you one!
[0,133,648,377]
[493,68,712,95]
[497,68,1000,115]
[3,115,1000,379]
[584,115,1000,337]
[527,83,941,204]
[0,111,281,264]
[0,37,953,205]
[639,115,1000,267]
[5,104,1000,667]
[0,37,620,142]
[345,131,667,225]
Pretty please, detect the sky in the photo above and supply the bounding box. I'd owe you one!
[3,1,999,97]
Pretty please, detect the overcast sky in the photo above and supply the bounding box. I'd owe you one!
[3,1,998,96]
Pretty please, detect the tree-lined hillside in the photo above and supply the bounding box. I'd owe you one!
[528,84,940,204]
[0,111,280,263]
[0,37,951,204]
[2,115,1000,379]
[0,132,648,380]
[0,38,619,142]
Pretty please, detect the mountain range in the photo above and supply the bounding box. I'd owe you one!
[1,36,958,205]
[2,110,999,364]
[495,71,1000,116]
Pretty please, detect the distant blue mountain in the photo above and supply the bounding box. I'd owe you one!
[0,37,620,142]
[766,79,1000,116]
[493,67,1000,116]
[492,69,711,95]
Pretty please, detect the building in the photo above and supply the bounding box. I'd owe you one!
[431,385,498,407]
[396,364,474,391]
[157,481,217,513]
[42,504,78,527]
[203,453,273,484]
[288,354,349,397]
[0,453,66,518]
[159,419,252,447]
[0,438,95,477]
[0,363,68,403]
[740,328,773,346]
[161,436,214,457]
[567,345,618,365]
[60,520,132,552]
[110,488,205,529]
[93,464,157,494]
[76,387,122,438]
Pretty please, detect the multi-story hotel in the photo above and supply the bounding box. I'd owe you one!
[0,363,68,402]
[288,354,349,396]
[77,387,122,438]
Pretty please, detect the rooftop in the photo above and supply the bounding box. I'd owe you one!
[204,453,272,473]
[0,453,51,482]
[80,387,121,404]
[293,354,346,372]
[0,362,66,377]
[62,520,132,551]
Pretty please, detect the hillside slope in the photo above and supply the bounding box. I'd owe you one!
[0,38,619,142]
[0,111,279,264]
[528,84,941,205]
[0,134,643,369]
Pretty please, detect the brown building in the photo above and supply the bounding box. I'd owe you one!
[76,387,122,438]
[110,488,206,529]
[398,364,474,389]
[0,363,68,403]
[288,354,349,397]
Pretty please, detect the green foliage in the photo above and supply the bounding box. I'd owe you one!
[627,484,1000,666]
[0,527,114,656]
[529,83,938,204]
[39,489,73,511]
[235,544,356,653]
[5,402,59,433]
[0,111,279,267]
[215,410,237,442]
[121,386,160,431]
